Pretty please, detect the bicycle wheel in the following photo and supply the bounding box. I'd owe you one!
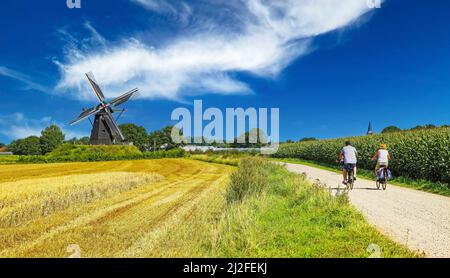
[382,179,387,190]
[382,169,388,190]
[348,171,354,190]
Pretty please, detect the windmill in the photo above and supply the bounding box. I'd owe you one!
[70,72,139,145]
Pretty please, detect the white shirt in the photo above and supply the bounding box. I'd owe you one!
[341,146,357,164]
[377,149,389,163]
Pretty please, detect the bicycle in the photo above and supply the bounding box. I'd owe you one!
[344,164,356,190]
[376,166,388,190]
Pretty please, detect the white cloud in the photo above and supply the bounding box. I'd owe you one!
[0,66,49,93]
[56,0,380,101]
[0,113,86,141]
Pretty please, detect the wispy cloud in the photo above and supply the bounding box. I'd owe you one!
[0,66,49,93]
[56,0,381,101]
[0,113,86,141]
[132,0,177,13]
[132,0,193,24]
[84,21,107,47]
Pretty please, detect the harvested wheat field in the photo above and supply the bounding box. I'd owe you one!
[0,159,233,258]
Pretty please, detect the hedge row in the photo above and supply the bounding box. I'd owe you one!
[17,145,186,164]
[273,128,450,183]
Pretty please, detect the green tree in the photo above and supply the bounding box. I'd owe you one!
[410,124,437,131]
[381,126,402,133]
[9,136,42,155]
[148,126,183,150]
[233,128,268,148]
[66,136,90,145]
[0,142,5,148]
[77,136,90,145]
[299,137,317,142]
[119,123,150,151]
[40,125,65,154]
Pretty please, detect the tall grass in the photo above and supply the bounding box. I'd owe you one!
[226,157,271,203]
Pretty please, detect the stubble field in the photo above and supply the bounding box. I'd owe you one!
[0,159,232,258]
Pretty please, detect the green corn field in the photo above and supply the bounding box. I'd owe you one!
[274,127,450,184]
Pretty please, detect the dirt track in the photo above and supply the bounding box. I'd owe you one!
[281,162,450,258]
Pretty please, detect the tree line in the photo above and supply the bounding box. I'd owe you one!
[285,123,449,143]
[5,124,180,155]
[3,123,271,155]
[381,124,449,134]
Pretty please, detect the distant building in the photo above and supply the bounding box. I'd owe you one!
[367,122,374,135]
[181,145,263,153]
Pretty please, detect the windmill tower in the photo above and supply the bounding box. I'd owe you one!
[367,122,374,135]
[70,72,139,145]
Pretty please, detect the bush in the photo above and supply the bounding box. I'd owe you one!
[381,126,402,133]
[273,127,450,183]
[8,136,42,155]
[143,148,186,159]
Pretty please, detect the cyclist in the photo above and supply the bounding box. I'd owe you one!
[339,141,357,185]
[372,143,391,178]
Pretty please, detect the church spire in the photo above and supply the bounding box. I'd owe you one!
[367,122,373,135]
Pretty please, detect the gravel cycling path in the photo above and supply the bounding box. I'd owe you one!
[280,162,450,258]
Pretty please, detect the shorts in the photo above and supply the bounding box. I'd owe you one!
[375,162,388,170]
[343,163,356,171]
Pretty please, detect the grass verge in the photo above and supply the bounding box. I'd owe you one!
[210,157,417,258]
[0,155,20,165]
[271,158,450,197]
[189,154,243,166]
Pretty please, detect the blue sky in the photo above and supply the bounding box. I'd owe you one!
[0,0,449,144]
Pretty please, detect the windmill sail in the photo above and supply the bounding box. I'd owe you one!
[110,88,139,107]
[103,110,125,141]
[70,106,102,125]
[85,72,106,103]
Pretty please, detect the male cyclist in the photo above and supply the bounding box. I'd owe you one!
[339,141,357,185]
[372,143,391,178]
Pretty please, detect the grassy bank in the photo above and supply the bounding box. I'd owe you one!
[11,145,186,164]
[210,158,416,258]
[272,158,450,197]
[0,155,20,164]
